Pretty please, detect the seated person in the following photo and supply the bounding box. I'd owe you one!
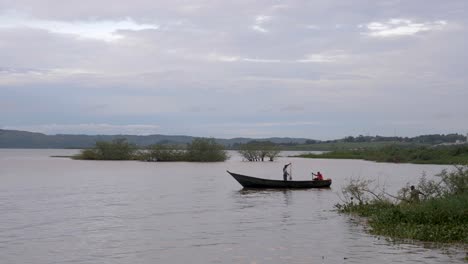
[311,171,324,180]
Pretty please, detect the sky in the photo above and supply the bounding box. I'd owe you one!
[0,0,467,139]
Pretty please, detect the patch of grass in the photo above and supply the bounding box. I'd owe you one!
[275,141,423,151]
[299,145,468,165]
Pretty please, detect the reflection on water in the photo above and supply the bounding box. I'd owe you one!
[0,149,465,264]
[234,189,295,227]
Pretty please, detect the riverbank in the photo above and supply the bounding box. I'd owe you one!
[336,166,468,244]
[298,145,468,164]
[339,194,468,243]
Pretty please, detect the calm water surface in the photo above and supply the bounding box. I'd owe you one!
[0,149,465,263]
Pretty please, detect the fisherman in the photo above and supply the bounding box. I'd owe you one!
[409,185,424,202]
[283,163,292,181]
[312,171,324,180]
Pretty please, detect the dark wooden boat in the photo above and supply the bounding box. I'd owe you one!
[227,171,332,189]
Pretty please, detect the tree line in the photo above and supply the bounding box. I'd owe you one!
[299,145,468,165]
[339,133,466,144]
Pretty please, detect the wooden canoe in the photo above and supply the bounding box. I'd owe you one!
[227,171,332,189]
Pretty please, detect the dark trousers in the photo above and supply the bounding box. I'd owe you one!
[283,173,288,181]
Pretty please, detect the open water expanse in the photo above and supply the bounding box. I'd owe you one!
[0,149,466,263]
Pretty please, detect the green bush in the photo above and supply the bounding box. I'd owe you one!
[74,138,136,160]
[76,149,99,160]
[75,138,229,162]
[337,166,468,243]
[145,144,186,161]
[368,194,468,242]
[185,138,228,162]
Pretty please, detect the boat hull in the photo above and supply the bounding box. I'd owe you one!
[227,171,332,189]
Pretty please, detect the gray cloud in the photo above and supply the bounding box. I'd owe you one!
[1,0,467,139]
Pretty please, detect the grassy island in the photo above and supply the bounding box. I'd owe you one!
[73,138,228,162]
[298,145,468,165]
[336,166,468,244]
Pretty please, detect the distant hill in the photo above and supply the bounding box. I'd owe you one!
[0,129,311,149]
[2,129,464,149]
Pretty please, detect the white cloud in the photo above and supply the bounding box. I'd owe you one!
[297,50,348,63]
[0,67,48,75]
[207,53,282,63]
[252,121,320,127]
[242,58,282,63]
[361,18,447,37]
[207,121,320,128]
[208,53,240,62]
[0,67,96,86]
[251,25,268,33]
[0,11,159,41]
[208,51,349,64]
[255,15,271,24]
[251,15,272,33]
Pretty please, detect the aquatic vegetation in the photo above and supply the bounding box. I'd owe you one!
[336,166,468,243]
[73,138,137,160]
[74,138,228,162]
[300,145,468,164]
[237,141,281,161]
[185,138,228,162]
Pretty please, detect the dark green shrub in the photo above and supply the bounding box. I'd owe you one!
[146,144,186,161]
[185,138,227,162]
[74,138,136,160]
[337,167,468,243]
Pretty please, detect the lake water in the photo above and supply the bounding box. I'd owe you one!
[0,149,465,263]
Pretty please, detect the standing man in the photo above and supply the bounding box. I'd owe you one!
[283,163,292,181]
[409,185,424,202]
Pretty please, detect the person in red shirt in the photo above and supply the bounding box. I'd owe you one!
[312,171,324,180]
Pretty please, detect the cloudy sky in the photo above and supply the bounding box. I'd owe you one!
[1,0,467,139]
